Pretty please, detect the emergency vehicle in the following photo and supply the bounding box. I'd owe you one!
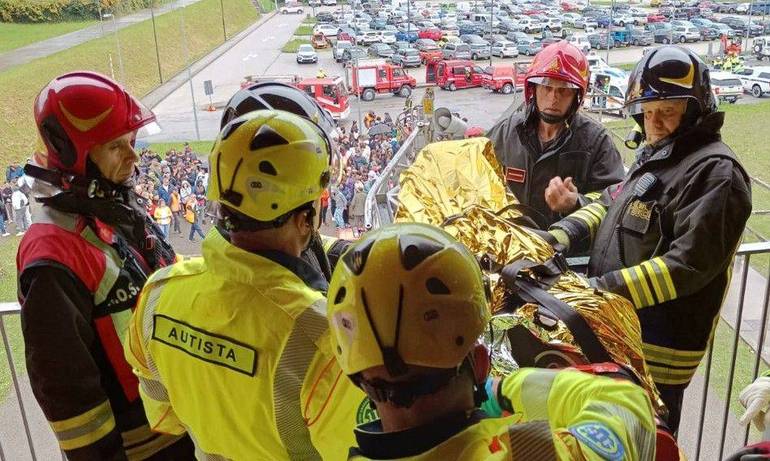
[481,62,529,94]
[241,74,351,120]
[425,59,484,90]
[350,62,417,101]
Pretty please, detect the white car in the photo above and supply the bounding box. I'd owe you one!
[568,34,591,54]
[710,71,743,103]
[379,30,397,44]
[322,0,337,4]
[737,66,770,98]
[562,12,582,26]
[314,23,338,36]
[280,1,303,14]
[358,30,382,44]
[490,40,519,57]
[309,0,321,6]
[296,44,318,63]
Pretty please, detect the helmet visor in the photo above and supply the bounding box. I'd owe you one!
[528,76,581,90]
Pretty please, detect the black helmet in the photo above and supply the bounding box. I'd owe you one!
[625,45,716,127]
[220,82,337,139]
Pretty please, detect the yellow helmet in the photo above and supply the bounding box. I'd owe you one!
[327,222,490,378]
[208,110,331,222]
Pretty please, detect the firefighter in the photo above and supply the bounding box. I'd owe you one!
[125,110,367,460]
[317,68,328,78]
[16,72,194,459]
[486,41,624,228]
[545,45,752,432]
[326,222,658,460]
[218,81,351,278]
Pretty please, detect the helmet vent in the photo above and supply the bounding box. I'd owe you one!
[342,238,375,275]
[333,287,347,305]
[426,277,450,295]
[250,125,289,150]
[259,160,278,176]
[220,119,246,141]
[399,235,443,271]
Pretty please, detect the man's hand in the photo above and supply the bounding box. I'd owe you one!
[545,177,579,215]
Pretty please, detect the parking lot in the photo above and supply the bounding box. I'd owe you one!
[146,1,770,143]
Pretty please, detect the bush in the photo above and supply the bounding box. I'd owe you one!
[0,0,169,23]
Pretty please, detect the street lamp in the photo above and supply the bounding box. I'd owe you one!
[606,0,614,64]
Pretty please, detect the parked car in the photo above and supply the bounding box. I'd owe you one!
[647,13,666,23]
[716,2,739,12]
[442,42,473,59]
[491,39,520,57]
[517,38,543,55]
[316,12,334,22]
[720,16,764,36]
[736,66,770,97]
[542,17,563,32]
[280,1,303,14]
[370,18,388,30]
[314,23,338,37]
[296,44,318,63]
[588,32,615,49]
[368,42,393,57]
[710,71,743,103]
[418,27,443,41]
[333,40,352,62]
[567,34,592,53]
[464,38,491,59]
[710,22,736,38]
[506,31,530,44]
[309,0,321,7]
[574,17,599,29]
[562,13,582,27]
[342,46,368,63]
[391,47,422,66]
[670,25,700,43]
[625,26,653,46]
[517,17,542,34]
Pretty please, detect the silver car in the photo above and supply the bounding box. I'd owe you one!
[442,43,472,60]
[296,44,318,63]
[491,40,519,57]
[392,48,422,67]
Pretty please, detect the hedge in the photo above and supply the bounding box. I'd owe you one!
[0,0,169,23]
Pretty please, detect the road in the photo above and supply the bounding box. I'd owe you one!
[145,5,769,143]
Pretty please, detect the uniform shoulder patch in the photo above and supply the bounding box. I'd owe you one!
[569,422,625,461]
[151,314,258,376]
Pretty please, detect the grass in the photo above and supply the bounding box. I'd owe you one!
[0,20,97,54]
[295,23,315,36]
[0,233,25,401]
[282,37,311,52]
[148,141,214,156]
[257,0,276,12]
[0,0,258,168]
[303,15,318,24]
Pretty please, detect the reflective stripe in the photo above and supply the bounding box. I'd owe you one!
[632,266,655,307]
[507,420,556,460]
[519,370,556,421]
[139,376,170,402]
[620,268,644,308]
[273,299,328,460]
[141,277,172,381]
[647,364,697,385]
[585,191,602,201]
[110,309,133,344]
[640,261,665,303]
[80,225,122,305]
[650,257,677,299]
[50,400,116,450]
[642,343,705,367]
[584,402,655,461]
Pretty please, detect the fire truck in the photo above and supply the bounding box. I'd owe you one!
[350,62,417,101]
[240,74,351,120]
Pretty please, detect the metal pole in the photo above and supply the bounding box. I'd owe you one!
[490,0,494,64]
[607,0,613,64]
[220,0,228,40]
[97,1,105,37]
[150,6,163,83]
[355,58,362,128]
[110,12,126,84]
[746,0,754,54]
[0,316,37,460]
[179,1,201,140]
[694,339,715,461]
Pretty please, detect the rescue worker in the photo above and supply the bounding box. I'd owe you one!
[218,81,351,277]
[486,41,624,228]
[17,72,194,459]
[317,68,328,78]
[125,110,367,460]
[327,222,658,460]
[545,45,752,432]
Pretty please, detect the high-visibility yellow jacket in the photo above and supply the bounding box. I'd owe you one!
[349,368,657,460]
[125,230,368,460]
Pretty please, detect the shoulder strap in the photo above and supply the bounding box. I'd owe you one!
[501,257,613,364]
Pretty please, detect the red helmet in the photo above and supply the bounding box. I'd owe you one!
[34,71,156,176]
[524,41,590,106]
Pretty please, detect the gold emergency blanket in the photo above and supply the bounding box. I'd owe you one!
[393,138,664,414]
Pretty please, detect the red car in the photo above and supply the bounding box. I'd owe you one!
[418,27,443,41]
[433,59,485,91]
[560,1,579,11]
[646,13,667,22]
[523,7,544,15]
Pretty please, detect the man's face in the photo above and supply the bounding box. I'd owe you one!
[640,99,687,145]
[535,82,577,122]
[88,132,138,184]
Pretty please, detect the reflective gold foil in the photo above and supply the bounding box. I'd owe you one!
[394,138,665,414]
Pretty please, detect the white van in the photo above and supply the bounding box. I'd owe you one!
[736,66,770,98]
[587,73,627,116]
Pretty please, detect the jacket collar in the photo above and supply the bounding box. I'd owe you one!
[203,230,328,294]
[350,410,487,459]
[639,112,724,164]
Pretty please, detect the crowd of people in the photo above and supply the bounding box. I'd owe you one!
[133,144,210,242]
[326,111,401,236]
[7,41,770,461]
